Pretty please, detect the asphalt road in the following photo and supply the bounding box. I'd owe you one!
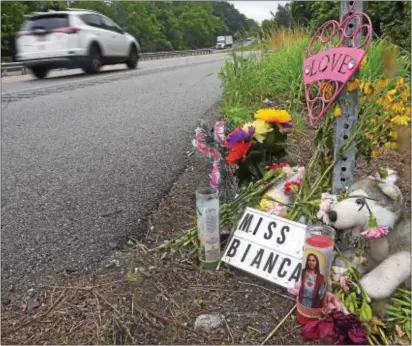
[1,53,229,297]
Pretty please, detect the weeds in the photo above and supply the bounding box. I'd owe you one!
[220,28,410,134]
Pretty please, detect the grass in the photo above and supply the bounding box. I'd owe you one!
[219,28,411,132]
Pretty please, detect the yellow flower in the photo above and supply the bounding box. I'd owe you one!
[391,115,411,126]
[391,102,404,113]
[405,106,411,117]
[363,82,374,96]
[334,105,342,117]
[400,90,409,103]
[371,148,380,157]
[375,79,390,92]
[384,141,399,149]
[360,56,367,69]
[396,77,404,87]
[366,133,374,140]
[260,189,287,211]
[387,89,397,96]
[389,131,399,139]
[254,108,292,124]
[243,120,273,143]
[346,79,359,91]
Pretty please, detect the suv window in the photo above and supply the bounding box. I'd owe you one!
[79,14,102,28]
[100,16,123,33]
[24,14,69,31]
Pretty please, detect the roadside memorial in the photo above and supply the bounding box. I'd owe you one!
[157,0,411,344]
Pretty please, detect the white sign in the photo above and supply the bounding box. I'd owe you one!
[222,207,307,289]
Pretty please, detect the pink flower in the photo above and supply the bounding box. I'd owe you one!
[332,273,351,293]
[361,216,389,239]
[324,292,344,313]
[317,192,337,224]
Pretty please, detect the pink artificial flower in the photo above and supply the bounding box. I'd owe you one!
[210,163,220,188]
[214,121,226,145]
[288,281,300,296]
[361,216,389,239]
[317,192,337,224]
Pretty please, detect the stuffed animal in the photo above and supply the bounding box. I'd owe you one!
[327,178,411,301]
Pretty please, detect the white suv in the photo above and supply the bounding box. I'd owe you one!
[15,9,141,79]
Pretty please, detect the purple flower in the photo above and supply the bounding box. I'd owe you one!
[281,122,293,128]
[226,127,255,149]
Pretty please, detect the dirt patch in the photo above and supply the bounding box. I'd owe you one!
[1,112,410,345]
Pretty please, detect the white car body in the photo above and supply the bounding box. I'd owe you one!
[15,9,141,78]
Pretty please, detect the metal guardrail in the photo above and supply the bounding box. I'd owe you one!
[0,48,214,76]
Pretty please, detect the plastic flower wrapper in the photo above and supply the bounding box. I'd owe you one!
[259,164,305,216]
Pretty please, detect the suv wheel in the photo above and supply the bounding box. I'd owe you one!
[31,66,49,79]
[126,46,138,69]
[83,45,102,74]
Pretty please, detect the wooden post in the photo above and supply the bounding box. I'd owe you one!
[332,0,363,196]
[333,1,363,250]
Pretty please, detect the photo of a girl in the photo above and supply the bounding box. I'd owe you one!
[298,253,327,309]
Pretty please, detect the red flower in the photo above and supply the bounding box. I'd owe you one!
[225,141,252,165]
[347,325,367,345]
[284,180,301,195]
[266,163,279,171]
[265,162,289,171]
[302,311,367,345]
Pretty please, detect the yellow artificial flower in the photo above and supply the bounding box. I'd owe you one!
[360,56,367,69]
[391,115,411,126]
[384,141,399,149]
[334,105,342,117]
[243,120,273,143]
[254,108,292,124]
[346,79,359,91]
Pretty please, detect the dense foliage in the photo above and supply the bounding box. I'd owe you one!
[1,1,259,59]
[261,1,411,50]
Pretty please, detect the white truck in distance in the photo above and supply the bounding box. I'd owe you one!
[216,35,233,49]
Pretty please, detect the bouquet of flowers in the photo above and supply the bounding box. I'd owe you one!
[192,108,294,190]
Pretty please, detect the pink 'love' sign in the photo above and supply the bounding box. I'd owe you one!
[303,3,373,126]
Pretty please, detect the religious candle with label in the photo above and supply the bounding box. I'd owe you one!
[196,187,221,269]
[296,224,335,325]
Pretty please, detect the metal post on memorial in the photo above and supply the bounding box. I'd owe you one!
[332,0,363,196]
[302,0,372,250]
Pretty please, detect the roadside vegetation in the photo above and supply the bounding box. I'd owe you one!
[1,1,259,59]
